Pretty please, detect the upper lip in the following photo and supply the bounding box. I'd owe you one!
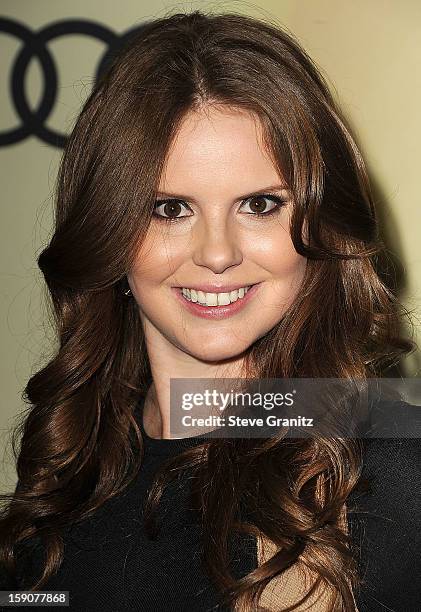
[175,283,257,293]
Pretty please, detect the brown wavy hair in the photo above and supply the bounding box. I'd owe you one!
[0,9,416,611]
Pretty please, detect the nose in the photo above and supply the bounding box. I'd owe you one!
[191,216,243,274]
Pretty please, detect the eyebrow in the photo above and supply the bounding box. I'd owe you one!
[155,184,289,202]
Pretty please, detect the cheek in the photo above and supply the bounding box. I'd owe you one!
[272,254,306,306]
[280,249,307,280]
[254,232,305,277]
[129,234,185,287]
[256,237,307,311]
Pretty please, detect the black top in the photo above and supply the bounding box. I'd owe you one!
[1,395,421,612]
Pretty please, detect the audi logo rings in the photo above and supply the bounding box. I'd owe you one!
[0,18,146,148]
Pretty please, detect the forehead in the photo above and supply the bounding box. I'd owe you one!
[159,106,281,193]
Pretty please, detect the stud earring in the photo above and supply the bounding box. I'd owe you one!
[122,277,132,297]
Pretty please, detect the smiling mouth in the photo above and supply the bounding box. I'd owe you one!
[178,285,255,307]
[171,282,262,320]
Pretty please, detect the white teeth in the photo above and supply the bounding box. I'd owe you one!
[181,286,251,306]
[207,293,218,306]
[217,293,231,306]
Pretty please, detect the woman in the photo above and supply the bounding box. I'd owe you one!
[1,10,420,612]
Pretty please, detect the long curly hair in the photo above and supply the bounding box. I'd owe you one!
[0,10,416,611]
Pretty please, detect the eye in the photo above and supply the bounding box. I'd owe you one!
[153,199,193,221]
[239,194,286,217]
[152,193,288,223]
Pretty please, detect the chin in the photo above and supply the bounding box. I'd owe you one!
[180,336,253,363]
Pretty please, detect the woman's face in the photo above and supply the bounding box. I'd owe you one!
[128,105,306,363]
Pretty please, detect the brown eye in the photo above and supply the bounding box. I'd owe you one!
[163,201,182,218]
[153,199,193,221]
[248,196,268,213]
[240,194,285,216]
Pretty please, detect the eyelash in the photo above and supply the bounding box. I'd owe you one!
[152,193,288,223]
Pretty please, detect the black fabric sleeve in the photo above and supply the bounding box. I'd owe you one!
[349,402,421,611]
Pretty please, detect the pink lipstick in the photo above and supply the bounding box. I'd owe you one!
[172,283,261,320]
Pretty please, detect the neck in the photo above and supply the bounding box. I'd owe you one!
[142,335,250,440]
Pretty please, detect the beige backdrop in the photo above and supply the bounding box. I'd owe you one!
[1,0,420,486]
